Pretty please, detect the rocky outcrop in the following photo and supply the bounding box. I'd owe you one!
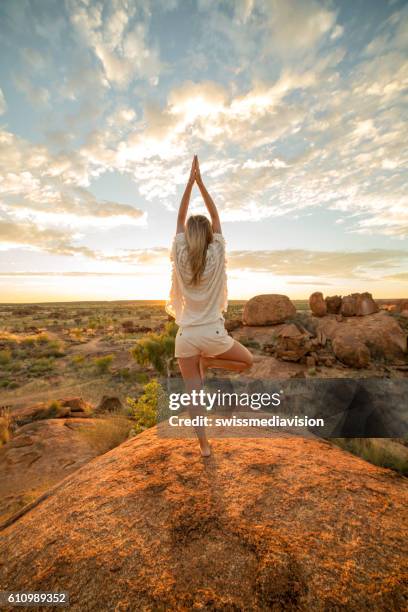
[0,427,407,610]
[11,397,93,427]
[332,332,371,368]
[96,396,123,413]
[275,324,312,362]
[325,295,342,314]
[309,292,327,317]
[0,418,100,523]
[242,294,296,326]
[340,292,379,317]
[316,311,407,367]
[398,300,408,313]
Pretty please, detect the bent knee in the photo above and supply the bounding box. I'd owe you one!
[243,350,254,368]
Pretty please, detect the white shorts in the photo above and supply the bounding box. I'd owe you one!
[175,319,235,358]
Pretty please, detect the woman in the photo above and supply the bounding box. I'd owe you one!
[165,155,254,457]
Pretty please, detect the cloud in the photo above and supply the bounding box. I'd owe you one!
[0,219,96,258]
[0,128,145,230]
[0,89,6,115]
[226,248,408,279]
[66,0,164,89]
[13,75,50,108]
[261,0,338,59]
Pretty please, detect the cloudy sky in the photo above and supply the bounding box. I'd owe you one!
[0,0,407,302]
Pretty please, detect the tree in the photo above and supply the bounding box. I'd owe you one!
[131,321,178,381]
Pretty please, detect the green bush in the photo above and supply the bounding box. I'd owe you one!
[132,321,177,376]
[94,354,114,374]
[126,379,164,434]
[29,357,55,376]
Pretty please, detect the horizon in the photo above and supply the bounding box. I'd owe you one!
[0,0,407,303]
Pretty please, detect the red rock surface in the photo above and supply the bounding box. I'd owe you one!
[0,418,100,522]
[309,292,327,317]
[316,312,407,365]
[0,427,407,611]
[242,294,296,326]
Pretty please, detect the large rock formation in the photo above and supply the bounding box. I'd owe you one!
[11,397,93,427]
[275,324,312,362]
[0,418,100,523]
[332,333,371,368]
[0,427,406,610]
[325,295,342,314]
[242,294,296,326]
[309,292,327,317]
[340,292,379,317]
[316,311,407,367]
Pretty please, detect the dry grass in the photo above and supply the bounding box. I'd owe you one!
[332,438,408,475]
[77,414,132,454]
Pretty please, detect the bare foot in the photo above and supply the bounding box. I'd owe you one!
[200,443,211,457]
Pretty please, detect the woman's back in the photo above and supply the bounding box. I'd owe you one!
[165,232,228,326]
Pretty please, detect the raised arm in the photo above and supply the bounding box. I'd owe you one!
[176,155,196,234]
[195,158,221,234]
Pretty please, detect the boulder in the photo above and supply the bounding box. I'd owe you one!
[60,397,92,413]
[11,398,92,426]
[1,428,407,610]
[340,292,379,317]
[398,300,408,313]
[275,324,312,362]
[325,295,342,314]
[242,294,296,326]
[309,292,327,317]
[332,332,371,368]
[96,396,123,413]
[355,292,379,316]
[341,294,357,317]
[316,311,407,366]
[224,318,242,332]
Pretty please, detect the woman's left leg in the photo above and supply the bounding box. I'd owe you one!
[178,354,211,457]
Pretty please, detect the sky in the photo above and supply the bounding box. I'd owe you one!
[0,0,407,303]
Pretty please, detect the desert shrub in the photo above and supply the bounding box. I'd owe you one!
[0,407,12,445]
[134,371,149,384]
[94,354,114,374]
[0,350,12,366]
[29,357,55,376]
[77,415,132,453]
[10,359,23,372]
[131,321,177,376]
[42,340,65,358]
[126,379,164,434]
[45,400,64,418]
[36,332,51,344]
[71,354,85,367]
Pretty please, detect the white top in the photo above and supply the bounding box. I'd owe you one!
[165,232,228,327]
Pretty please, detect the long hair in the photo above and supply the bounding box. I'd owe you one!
[184,215,213,286]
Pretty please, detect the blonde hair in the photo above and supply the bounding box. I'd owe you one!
[185,215,213,286]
